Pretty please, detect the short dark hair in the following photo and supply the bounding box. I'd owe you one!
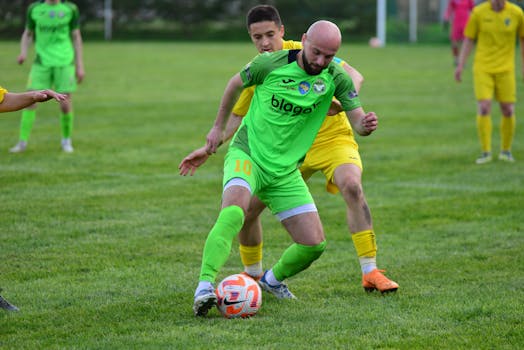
[246,5,282,29]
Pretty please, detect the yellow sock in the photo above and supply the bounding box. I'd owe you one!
[352,230,377,274]
[476,115,492,153]
[239,243,263,267]
[351,230,377,257]
[500,115,515,152]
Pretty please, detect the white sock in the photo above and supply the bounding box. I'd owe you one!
[244,262,263,277]
[195,281,213,297]
[263,269,280,286]
[359,257,377,274]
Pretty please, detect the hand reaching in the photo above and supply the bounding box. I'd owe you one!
[178,146,211,176]
[33,90,68,103]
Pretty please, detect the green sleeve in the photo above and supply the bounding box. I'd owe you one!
[68,2,80,31]
[26,2,38,31]
[331,63,361,111]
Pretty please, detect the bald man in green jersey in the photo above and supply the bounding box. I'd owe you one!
[189,20,379,317]
[180,4,398,295]
[10,0,85,154]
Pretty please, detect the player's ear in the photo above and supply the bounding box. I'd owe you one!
[280,25,285,38]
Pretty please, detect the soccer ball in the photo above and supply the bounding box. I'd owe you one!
[215,274,262,318]
[368,36,382,48]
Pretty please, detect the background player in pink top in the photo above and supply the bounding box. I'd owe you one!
[444,0,475,66]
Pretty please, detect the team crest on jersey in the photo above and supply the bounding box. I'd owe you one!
[298,81,310,95]
[49,11,56,18]
[505,18,511,27]
[58,11,65,18]
[312,79,326,95]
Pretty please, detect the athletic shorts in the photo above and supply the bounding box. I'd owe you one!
[300,135,362,194]
[451,22,467,41]
[473,69,516,103]
[27,64,77,93]
[223,147,315,215]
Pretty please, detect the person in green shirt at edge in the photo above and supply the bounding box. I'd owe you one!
[10,0,85,154]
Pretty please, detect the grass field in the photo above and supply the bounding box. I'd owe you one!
[0,41,523,349]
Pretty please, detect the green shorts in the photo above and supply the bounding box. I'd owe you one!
[223,147,315,215]
[27,64,77,93]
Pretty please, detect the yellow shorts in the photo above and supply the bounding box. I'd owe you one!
[299,136,362,194]
[473,69,516,103]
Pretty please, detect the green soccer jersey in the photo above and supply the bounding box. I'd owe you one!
[232,49,361,177]
[26,1,80,67]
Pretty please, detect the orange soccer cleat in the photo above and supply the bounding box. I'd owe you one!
[362,269,399,294]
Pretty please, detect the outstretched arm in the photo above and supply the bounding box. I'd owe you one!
[178,113,243,176]
[0,90,67,113]
[206,73,244,153]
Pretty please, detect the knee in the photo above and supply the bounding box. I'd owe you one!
[500,104,514,117]
[306,240,327,260]
[339,179,364,201]
[478,101,491,115]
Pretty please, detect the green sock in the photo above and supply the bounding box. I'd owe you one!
[272,241,326,281]
[19,109,36,142]
[61,112,74,139]
[199,205,245,282]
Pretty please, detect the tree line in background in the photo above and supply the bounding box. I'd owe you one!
[0,0,400,42]
[6,0,516,42]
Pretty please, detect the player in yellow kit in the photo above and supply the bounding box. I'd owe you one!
[180,5,398,294]
[455,0,524,164]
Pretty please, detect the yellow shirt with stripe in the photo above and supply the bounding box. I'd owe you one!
[0,86,7,103]
[464,1,524,73]
[232,40,355,146]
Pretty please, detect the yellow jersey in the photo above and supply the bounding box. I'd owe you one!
[231,40,355,146]
[465,1,524,73]
[0,86,7,103]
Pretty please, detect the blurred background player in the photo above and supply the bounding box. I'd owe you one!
[455,0,524,164]
[180,5,398,294]
[0,86,66,113]
[443,0,475,66]
[10,0,85,154]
